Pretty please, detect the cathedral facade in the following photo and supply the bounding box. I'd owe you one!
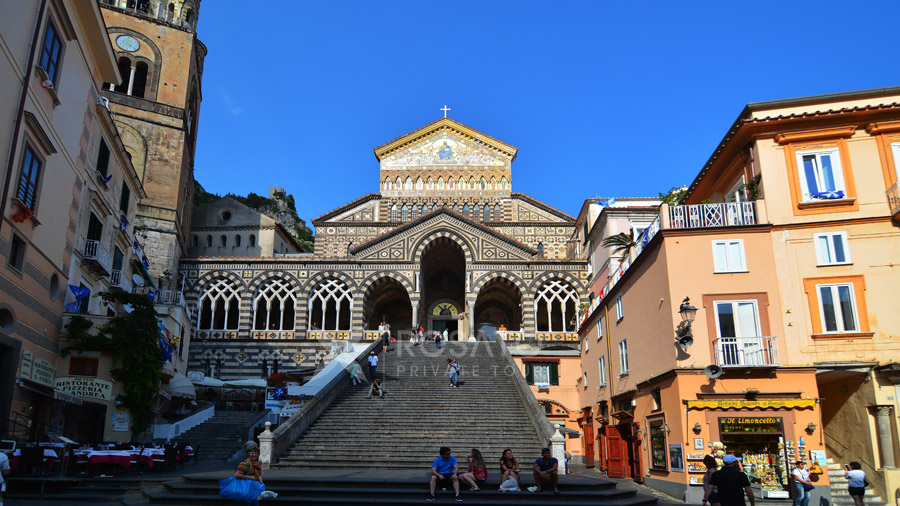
[183,118,589,379]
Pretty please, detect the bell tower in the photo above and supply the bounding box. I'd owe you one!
[99,0,206,283]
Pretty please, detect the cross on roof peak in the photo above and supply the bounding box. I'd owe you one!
[440,105,451,118]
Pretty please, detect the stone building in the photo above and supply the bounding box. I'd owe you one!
[189,197,303,258]
[183,118,590,380]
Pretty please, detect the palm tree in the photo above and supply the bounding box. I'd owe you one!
[601,229,637,258]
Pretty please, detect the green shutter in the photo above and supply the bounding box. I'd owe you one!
[96,139,110,177]
[550,363,559,385]
[525,363,534,385]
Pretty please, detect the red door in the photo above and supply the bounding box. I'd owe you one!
[630,422,643,483]
[605,425,627,478]
[583,419,595,468]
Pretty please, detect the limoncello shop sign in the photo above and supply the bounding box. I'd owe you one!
[55,377,113,401]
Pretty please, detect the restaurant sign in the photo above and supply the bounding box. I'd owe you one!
[686,399,816,410]
[55,376,113,401]
[719,417,783,433]
[19,355,56,387]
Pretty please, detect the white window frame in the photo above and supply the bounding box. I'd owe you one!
[598,355,607,386]
[615,296,623,321]
[597,316,604,341]
[583,334,589,353]
[618,340,628,375]
[816,283,859,334]
[533,364,551,387]
[712,239,747,273]
[795,147,846,202]
[814,231,851,266]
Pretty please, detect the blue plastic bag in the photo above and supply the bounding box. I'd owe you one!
[219,477,265,502]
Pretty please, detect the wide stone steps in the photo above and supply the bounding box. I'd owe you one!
[825,462,887,506]
[131,472,658,506]
[171,410,264,461]
[273,342,541,470]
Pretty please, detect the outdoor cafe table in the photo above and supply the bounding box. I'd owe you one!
[2,448,59,472]
[74,446,192,471]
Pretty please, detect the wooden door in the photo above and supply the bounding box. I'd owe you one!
[630,422,643,483]
[605,425,626,478]
[582,418,595,468]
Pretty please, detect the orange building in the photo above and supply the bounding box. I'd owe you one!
[578,87,900,503]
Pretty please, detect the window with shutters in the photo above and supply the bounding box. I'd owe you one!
[524,361,559,386]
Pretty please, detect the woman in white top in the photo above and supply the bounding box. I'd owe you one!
[845,461,866,506]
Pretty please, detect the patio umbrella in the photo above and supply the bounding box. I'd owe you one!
[165,373,197,399]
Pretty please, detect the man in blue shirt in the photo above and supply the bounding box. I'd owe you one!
[532,447,559,493]
[367,351,378,379]
[428,446,461,502]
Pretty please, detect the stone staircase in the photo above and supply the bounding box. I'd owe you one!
[826,460,888,506]
[274,341,544,469]
[172,410,267,462]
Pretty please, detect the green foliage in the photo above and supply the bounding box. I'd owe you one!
[659,186,687,205]
[700,198,716,205]
[743,174,762,201]
[63,292,162,434]
[192,179,221,209]
[601,229,637,257]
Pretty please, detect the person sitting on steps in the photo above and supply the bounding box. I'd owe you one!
[457,448,487,492]
[532,447,559,494]
[499,448,521,491]
[367,378,385,399]
[427,446,462,502]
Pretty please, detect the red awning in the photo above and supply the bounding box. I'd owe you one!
[521,357,560,363]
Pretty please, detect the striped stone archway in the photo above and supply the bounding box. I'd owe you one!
[298,271,358,338]
[354,271,415,337]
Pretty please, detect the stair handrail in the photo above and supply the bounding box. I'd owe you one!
[260,338,383,468]
[495,337,557,445]
[824,431,885,496]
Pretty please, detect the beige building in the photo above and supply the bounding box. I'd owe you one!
[578,87,900,504]
[190,197,303,258]
[0,0,127,439]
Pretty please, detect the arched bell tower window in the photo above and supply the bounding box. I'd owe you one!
[483,205,491,222]
[166,2,176,22]
[493,203,501,222]
[132,61,148,98]
[462,204,470,218]
[253,278,296,331]
[249,234,256,247]
[391,204,399,222]
[219,235,226,247]
[198,278,241,330]
[234,235,242,247]
[410,204,419,220]
[308,278,352,331]
[205,235,212,247]
[422,204,429,216]
[401,204,409,221]
[452,204,459,212]
[535,279,579,332]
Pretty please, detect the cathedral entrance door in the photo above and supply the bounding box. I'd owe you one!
[473,277,523,340]
[420,238,466,340]
[363,277,412,339]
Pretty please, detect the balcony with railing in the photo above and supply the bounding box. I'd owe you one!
[713,336,779,367]
[109,270,132,293]
[667,201,759,229]
[134,287,184,306]
[887,183,900,218]
[83,239,112,275]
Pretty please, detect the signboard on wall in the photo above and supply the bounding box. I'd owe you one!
[19,354,55,387]
[649,418,667,470]
[54,377,113,401]
[719,417,783,434]
[111,413,130,432]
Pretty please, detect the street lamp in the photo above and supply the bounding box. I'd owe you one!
[676,297,698,350]
[679,297,698,324]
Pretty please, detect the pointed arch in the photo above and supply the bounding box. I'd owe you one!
[416,177,424,190]
[307,278,353,331]
[479,177,486,190]
[252,277,297,331]
[490,176,497,189]
[468,177,476,189]
[410,203,419,220]
[493,203,502,222]
[383,177,391,190]
[404,177,413,190]
[457,177,465,189]
[426,177,434,190]
[437,177,445,190]
[500,177,508,189]
[401,204,409,221]
[483,204,491,222]
[197,278,241,331]
[391,204,399,222]
[395,176,402,189]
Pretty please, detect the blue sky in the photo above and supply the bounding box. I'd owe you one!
[193,1,900,224]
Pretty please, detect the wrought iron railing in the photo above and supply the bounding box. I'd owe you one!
[109,270,132,292]
[83,239,112,274]
[713,336,779,367]
[668,202,757,229]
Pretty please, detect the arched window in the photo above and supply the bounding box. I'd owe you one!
[132,61,148,98]
[198,278,241,330]
[469,177,476,189]
[500,177,508,189]
[493,203,501,222]
[410,204,419,220]
[192,235,199,248]
[395,177,401,189]
[307,278,352,330]
[391,204,399,222]
[183,7,194,27]
[437,178,444,190]
[206,235,212,247]
[448,179,454,189]
[415,177,423,190]
[479,177,486,190]
[383,178,391,191]
[483,205,491,222]
[452,204,460,212]
[253,278,296,331]
[166,2,175,22]
[490,177,497,189]
[234,235,241,247]
[401,204,409,221]
[220,235,227,247]
[249,234,256,247]
[458,177,465,189]
[115,57,132,93]
[426,177,434,190]
[535,279,579,332]
[422,204,429,215]
[404,177,413,190]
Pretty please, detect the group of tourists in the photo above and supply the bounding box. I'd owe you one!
[702,455,868,506]
[428,447,559,502]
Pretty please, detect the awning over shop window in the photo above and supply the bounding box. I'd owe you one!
[686,399,817,410]
[16,378,84,405]
[164,373,197,399]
